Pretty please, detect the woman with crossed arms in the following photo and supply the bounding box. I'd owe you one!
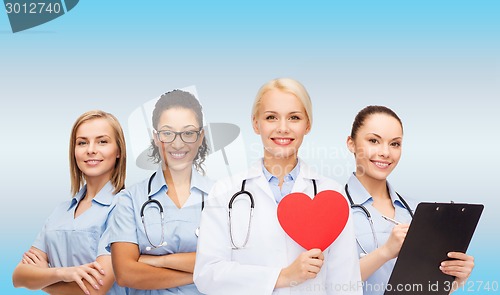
[109,90,213,294]
[12,110,128,295]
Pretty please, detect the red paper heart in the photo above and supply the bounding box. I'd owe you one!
[277,190,349,251]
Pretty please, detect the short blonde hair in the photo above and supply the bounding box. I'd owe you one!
[69,110,127,196]
[251,78,313,128]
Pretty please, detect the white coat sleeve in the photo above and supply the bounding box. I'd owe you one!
[193,182,281,295]
[325,210,363,295]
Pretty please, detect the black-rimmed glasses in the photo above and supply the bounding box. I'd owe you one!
[155,128,202,143]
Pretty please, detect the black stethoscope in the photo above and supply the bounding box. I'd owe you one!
[228,178,317,249]
[344,183,413,256]
[140,172,205,251]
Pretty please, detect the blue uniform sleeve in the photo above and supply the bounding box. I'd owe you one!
[97,199,118,257]
[106,189,139,251]
[31,204,62,253]
[32,222,48,253]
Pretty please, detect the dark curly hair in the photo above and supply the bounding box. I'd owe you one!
[149,90,208,175]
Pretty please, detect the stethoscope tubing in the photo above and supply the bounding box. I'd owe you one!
[228,180,254,249]
[141,172,204,251]
[345,183,413,256]
[228,178,317,250]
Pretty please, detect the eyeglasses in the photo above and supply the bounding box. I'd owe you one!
[155,128,202,143]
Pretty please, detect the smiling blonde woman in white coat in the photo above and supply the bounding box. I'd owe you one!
[194,78,361,295]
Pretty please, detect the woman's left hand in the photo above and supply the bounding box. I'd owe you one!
[440,252,474,293]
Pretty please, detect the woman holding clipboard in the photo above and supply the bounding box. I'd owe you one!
[345,105,474,294]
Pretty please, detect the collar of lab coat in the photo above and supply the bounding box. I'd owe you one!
[245,158,319,202]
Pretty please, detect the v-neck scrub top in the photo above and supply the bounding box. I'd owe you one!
[32,181,127,295]
[346,174,416,295]
[108,166,214,295]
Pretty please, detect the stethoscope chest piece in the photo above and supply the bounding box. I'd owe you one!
[141,172,205,251]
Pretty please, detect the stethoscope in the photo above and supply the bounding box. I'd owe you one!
[344,183,413,257]
[228,178,317,250]
[140,172,204,251]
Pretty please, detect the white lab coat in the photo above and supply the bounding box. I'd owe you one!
[194,159,362,295]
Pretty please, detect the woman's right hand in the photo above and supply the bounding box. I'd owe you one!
[57,261,105,294]
[22,248,49,268]
[275,248,324,288]
[359,223,410,281]
[380,223,409,260]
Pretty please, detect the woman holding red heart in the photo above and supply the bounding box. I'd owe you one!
[194,78,362,295]
[345,105,475,294]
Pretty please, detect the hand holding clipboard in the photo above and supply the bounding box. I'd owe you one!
[384,202,483,295]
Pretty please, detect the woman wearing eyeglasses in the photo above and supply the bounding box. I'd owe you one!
[12,110,128,295]
[108,90,213,295]
[345,105,474,294]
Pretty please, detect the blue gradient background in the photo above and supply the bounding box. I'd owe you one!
[1,1,499,294]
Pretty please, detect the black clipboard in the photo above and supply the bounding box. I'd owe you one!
[384,202,483,295]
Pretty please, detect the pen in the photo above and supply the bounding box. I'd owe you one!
[381,215,401,225]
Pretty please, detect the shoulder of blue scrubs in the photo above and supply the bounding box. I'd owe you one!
[191,165,215,195]
[95,182,121,257]
[148,165,168,196]
[32,185,87,252]
[386,181,417,217]
[92,181,116,207]
[346,172,373,206]
[67,184,87,210]
[64,182,114,213]
[116,166,163,201]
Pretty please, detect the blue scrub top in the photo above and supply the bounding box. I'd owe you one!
[347,174,416,295]
[108,165,214,295]
[33,181,127,295]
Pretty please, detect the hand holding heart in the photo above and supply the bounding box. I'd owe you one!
[277,190,349,251]
[275,190,349,288]
[275,248,324,288]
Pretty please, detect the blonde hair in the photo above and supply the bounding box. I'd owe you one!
[251,78,313,127]
[69,110,127,196]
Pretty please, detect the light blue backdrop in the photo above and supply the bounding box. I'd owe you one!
[1,1,499,294]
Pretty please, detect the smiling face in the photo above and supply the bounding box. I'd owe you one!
[74,118,120,183]
[253,89,311,162]
[154,107,204,173]
[347,113,403,183]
